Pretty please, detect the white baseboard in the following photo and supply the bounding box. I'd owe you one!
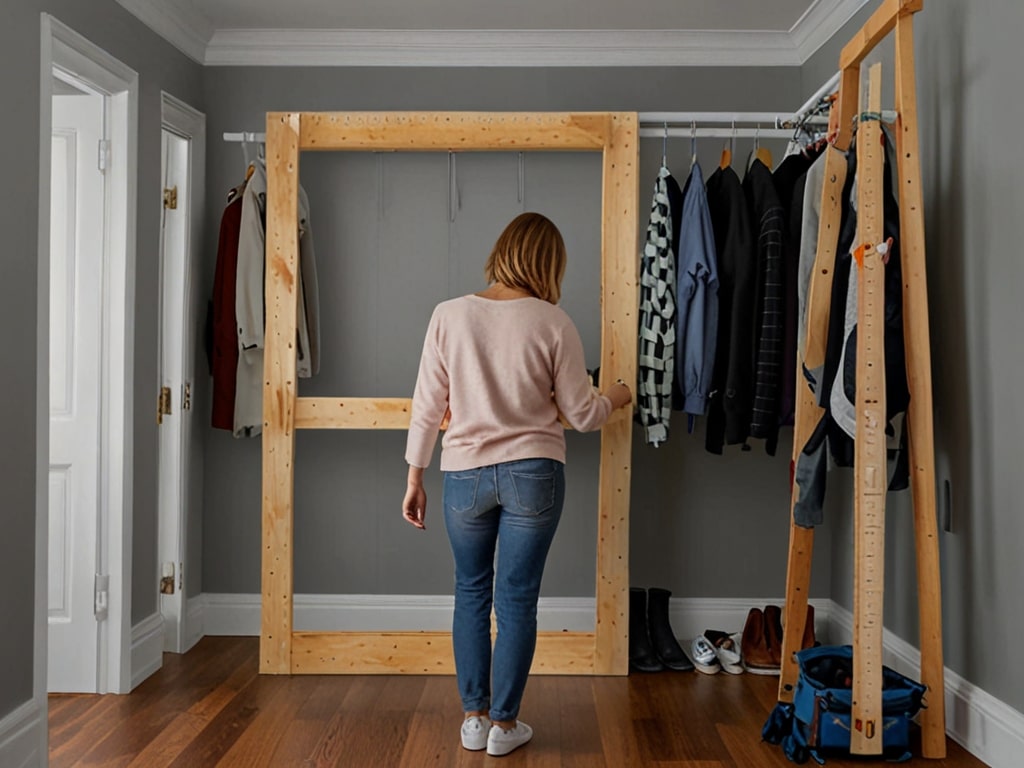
[0,700,42,768]
[130,613,165,690]
[200,593,598,634]
[197,593,831,641]
[829,603,1024,768]
[184,594,204,653]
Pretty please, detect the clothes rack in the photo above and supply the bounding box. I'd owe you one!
[770,0,945,759]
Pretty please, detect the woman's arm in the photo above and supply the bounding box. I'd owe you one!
[402,465,427,530]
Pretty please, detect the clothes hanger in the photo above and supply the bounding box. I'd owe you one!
[690,121,698,169]
[662,122,669,169]
[241,139,256,181]
[755,125,774,169]
[719,121,734,170]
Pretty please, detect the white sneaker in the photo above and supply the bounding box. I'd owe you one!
[461,715,488,751]
[487,721,533,756]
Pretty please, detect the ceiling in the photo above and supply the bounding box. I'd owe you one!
[115,0,869,67]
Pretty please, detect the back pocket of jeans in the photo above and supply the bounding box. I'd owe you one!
[445,471,480,513]
[509,467,556,515]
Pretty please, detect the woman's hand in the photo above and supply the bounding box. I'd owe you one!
[603,381,633,410]
[403,466,427,530]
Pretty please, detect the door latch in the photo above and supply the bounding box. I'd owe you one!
[182,382,192,411]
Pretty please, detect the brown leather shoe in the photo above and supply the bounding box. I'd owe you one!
[741,607,778,674]
[764,604,784,667]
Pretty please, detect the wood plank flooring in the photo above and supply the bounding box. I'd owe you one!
[49,636,988,767]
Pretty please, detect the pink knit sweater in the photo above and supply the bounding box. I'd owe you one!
[405,295,613,471]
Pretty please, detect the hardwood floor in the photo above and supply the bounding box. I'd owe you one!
[49,636,988,767]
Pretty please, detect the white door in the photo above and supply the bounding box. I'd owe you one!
[157,128,192,652]
[48,85,106,693]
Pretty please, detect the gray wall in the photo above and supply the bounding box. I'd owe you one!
[199,65,834,620]
[804,0,1024,713]
[0,0,202,720]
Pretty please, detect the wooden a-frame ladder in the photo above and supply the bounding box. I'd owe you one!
[776,0,946,758]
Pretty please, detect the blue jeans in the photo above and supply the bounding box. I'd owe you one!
[442,458,565,722]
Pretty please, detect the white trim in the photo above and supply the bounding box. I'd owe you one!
[201,593,602,635]
[184,595,205,653]
[40,14,139,697]
[197,593,831,640]
[35,16,53,765]
[829,603,1024,768]
[113,0,212,64]
[204,28,801,68]
[158,92,206,656]
[114,0,871,68]
[130,613,165,690]
[0,701,43,768]
[790,0,871,62]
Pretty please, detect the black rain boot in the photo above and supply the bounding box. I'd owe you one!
[647,587,694,671]
[629,588,664,672]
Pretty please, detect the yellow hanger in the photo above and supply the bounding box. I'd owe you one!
[754,124,773,169]
[719,121,734,170]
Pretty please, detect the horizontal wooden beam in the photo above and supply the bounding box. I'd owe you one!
[289,631,597,675]
[840,0,923,70]
[295,112,612,152]
[293,396,602,431]
[295,397,412,429]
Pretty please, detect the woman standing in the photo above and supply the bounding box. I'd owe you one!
[402,212,632,756]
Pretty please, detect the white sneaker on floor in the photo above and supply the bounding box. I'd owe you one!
[487,721,533,756]
[461,715,488,751]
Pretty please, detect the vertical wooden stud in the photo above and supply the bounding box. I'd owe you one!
[777,386,819,698]
[261,112,301,674]
[594,113,638,675]
[833,67,862,152]
[803,100,853,372]
[894,11,947,758]
[850,63,887,756]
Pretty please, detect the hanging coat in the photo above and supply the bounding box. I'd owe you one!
[744,158,786,456]
[637,166,679,446]
[211,188,244,431]
[704,165,756,454]
[234,161,321,438]
[671,160,719,422]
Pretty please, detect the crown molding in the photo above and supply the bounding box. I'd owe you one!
[204,28,801,68]
[790,0,871,62]
[115,0,871,68]
[114,0,212,64]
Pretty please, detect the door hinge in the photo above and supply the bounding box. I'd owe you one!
[157,385,172,425]
[163,185,178,210]
[94,574,109,621]
[182,382,192,411]
[98,139,111,172]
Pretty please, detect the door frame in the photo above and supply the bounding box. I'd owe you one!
[37,11,138,705]
[158,92,206,654]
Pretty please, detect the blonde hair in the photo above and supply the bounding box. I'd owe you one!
[484,212,567,304]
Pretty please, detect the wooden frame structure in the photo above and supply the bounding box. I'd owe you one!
[777,0,946,758]
[260,112,638,676]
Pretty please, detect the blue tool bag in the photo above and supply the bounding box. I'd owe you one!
[763,644,927,764]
